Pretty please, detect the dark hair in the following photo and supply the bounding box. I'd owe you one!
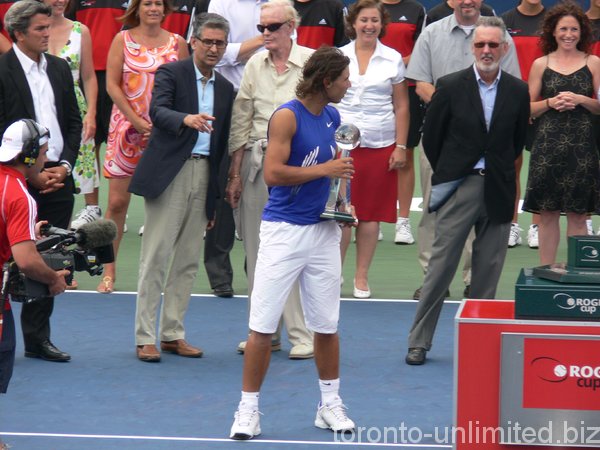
[193,12,230,38]
[296,46,350,99]
[4,0,51,42]
[539,0,592,54]
[120,0,174,29]
[345,0,390,40]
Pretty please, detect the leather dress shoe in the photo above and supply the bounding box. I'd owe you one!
[25,340,71,362]
[136,344,161,362]
[405,347,426,365]
[160,339,203,358]
[463,285,471,298]
[413,287,450,301]
[213,285,234,298]
[289,343,314,360]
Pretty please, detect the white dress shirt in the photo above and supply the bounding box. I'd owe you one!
[13,45,64,162]
[337,39,405,148]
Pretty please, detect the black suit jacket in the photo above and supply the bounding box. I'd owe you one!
[422,66,530,224]
[0,48,82,169]
[129,57,234,220]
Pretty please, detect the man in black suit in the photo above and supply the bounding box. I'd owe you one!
[0,0,82,362]
[129,12,234,362]
[405,16,530,365]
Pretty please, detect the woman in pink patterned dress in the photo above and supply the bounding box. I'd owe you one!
[100,0,188,292]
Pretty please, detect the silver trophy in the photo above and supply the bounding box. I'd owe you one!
[320,123,360,222]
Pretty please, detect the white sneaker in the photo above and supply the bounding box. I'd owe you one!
[587,219,594,236]
[138,225,144,236]
[394,218,415,245]
[123,214,129,233]
[70,205,102,230]
[314,402,355,433]
[508,223,522,248]
[230,408,261,440]
[527,224,539,249]
[378,227,383,241]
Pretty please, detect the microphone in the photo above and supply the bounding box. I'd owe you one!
[40,219,117,249]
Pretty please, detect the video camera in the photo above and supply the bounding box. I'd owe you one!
[2,219,117,303]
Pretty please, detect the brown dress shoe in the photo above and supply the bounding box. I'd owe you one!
[136,344,161,362]
[160,339,203,358]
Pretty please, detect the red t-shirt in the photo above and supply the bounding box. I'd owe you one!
[0,165,36,311]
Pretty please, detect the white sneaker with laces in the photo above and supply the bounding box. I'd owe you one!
[70,205,102,230]
[587,219,594,236]
[314,402,355,432]
[230,408,261,440]
[394,218,415,245]
[508,223,522,248]
[527,224,539,249]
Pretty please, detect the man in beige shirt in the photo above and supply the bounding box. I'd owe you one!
[225,0,314,359]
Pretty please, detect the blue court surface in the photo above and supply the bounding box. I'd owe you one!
[0,293,461,450]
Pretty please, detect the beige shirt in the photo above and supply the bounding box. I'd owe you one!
[228,40,314,154]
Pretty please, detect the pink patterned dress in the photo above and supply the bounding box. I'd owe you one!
[104,30,180,178]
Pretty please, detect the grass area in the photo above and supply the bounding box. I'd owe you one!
[71,148,578,299]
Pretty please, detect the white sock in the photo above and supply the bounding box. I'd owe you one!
[396,216,408,224]
[319,378,341,406]
[239,391,259,411]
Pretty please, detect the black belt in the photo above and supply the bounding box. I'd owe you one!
[189,153,209,160]
[469,168,485,176]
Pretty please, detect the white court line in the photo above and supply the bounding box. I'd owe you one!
[65,291,463,305]
[0,432,452,448]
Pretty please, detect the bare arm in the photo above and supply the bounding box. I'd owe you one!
[11,241,68,296]
[106,32,152,135]
[225,146,245,208]
[263,108,354,187]
[237,35,264,64]
[80,24,98,142]
[177,35,189,60]
[390,81,410,169]
[415,80,435,104]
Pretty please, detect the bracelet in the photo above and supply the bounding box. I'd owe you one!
[396,144,407,150]
[227,174,240,181]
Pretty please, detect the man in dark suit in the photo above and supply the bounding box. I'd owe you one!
[129,12,234,362]
[405,16,530,365]
[0,0,82,362]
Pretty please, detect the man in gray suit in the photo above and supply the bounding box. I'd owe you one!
[405,17,529,365]
[128,13,234,362]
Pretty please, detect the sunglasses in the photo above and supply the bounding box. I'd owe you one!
[473,41,501,49]
[256,21,288,33]
[197,38,227,49]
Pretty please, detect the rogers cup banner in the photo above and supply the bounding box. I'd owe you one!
[523,338,600,410]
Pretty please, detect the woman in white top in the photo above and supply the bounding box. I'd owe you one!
[338,0,409,299]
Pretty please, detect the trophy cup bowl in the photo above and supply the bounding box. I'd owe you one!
[320,123,360,222]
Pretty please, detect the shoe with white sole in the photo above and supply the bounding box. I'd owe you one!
[508,223,522,248]
[315,401,355,433]
[230,408,261,440]
[394,218,415,245]
[289,343,314,359]
[70,205,102,230]
[527,224,539,249]
[378,227,383,241]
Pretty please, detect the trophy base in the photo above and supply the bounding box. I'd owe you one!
[320,211,356,223]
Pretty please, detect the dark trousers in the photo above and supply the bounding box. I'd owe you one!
[204,154,235,289]
[0,302,15,393]
[22,173,74,350]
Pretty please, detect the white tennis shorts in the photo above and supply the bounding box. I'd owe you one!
[249,220,342,334]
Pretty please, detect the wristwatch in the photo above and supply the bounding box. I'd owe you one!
[59,161,72,176]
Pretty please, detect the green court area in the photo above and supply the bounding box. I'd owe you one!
[70,149,581,300]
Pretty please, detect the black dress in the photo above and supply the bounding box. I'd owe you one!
[523,65,600,214]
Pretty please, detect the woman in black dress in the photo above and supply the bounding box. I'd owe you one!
[524,0,600,265]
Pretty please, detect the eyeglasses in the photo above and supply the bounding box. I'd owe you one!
[256,21,288,33]
[473,41,502,49]
[197,38,227,49]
